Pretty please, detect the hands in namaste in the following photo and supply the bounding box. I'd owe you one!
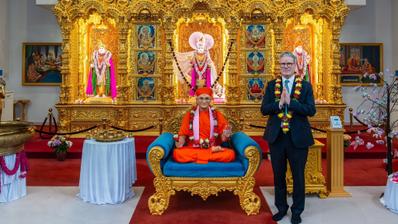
[279,87,291,109]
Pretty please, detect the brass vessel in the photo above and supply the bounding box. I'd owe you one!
[0,121,34,156]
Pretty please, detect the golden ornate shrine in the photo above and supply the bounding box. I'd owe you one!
[54,0,349,136]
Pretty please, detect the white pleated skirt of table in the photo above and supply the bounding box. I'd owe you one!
[0,154,27,203]
[78,138,137,205]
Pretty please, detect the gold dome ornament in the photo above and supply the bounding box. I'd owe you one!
[91,119,127,142]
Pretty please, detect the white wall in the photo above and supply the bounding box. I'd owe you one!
[8,0,61,123]
[340,0,393,123]
[0,0,9,78]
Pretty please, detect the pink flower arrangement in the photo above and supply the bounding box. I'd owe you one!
[48,135,72,153]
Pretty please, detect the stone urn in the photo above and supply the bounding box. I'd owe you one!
[0,121,34,156]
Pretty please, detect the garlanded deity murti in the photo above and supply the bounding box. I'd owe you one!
[86,43,117,102]
[174,32,217,96]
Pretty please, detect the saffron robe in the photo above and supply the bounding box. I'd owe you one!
[173,109,235,164]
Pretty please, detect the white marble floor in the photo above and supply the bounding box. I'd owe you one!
[0,186,144,224]
[1,186,397,224]
[261,186,398,224]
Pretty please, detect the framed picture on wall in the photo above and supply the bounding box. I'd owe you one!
[339,43,383,86]
[22,42,62,86]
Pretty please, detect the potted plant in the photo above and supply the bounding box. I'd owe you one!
[47,135,72,161]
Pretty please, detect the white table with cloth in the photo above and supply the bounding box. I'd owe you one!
[381,172,398,213]
[0,152,28,203]
[78,138,137,204]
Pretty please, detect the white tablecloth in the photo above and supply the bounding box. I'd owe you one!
[0,154,26,203]
[382,172,398,213]
[78,138,136,204]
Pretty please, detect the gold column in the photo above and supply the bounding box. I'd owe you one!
[330,23,343,104]
[327,128,351,197]
[162,20,175,105]
[117,23,129,103]
[273,22,284,76]
[225,21,239,104]
[60,25,72,104]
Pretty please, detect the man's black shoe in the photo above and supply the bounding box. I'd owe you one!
[291,214,302,224]
[272,210,287,221]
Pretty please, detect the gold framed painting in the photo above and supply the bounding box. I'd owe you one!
[339,43,383,86]
[22,42,62,86]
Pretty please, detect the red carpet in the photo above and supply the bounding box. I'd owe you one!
[130,186,276,224]
[26,134,395,159]
[26,158,398,187]
[24,134,157,159]
[26,159,153,186]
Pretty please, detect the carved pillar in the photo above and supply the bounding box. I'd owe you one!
[327,128,351,197]
[60,25,72,104]
[273,20,284,77]
[162,18,176,105]
[117,22,129,103]
[225,19,239,104]
[330,21,343,104]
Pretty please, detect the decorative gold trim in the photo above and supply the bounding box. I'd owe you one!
[147,144,261,215]
[53,0,349,134]
[286,139,328,198]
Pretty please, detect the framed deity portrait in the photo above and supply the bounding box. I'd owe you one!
[137,25,155,49]
[339,43,383,86]
[137,77,155,100]
[246,51,265,74]
[22,42,62,86]
[247,78,266,101]
[245,25,266,48]
[137,51,155,74]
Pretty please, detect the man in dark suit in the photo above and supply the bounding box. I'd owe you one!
[261,52,316,224]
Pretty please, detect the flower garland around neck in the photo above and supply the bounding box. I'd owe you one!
[275,76,303,133]
[188,105,219,149]
[193,52,209,78]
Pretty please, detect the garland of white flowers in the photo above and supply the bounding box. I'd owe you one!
[188,105,219,148]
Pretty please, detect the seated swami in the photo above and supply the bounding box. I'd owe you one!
[173,87,235,164]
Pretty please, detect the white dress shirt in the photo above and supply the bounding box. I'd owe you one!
[279,75,295,109]
[282,75,295,94]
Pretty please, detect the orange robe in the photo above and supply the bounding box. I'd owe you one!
[173,109,235,164]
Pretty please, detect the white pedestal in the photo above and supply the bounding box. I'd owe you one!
[1,91,13,121]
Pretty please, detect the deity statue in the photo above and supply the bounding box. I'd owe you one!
[174,32,217,96]
[138,25,155,48]
[293,46,311,81]
[86,43,117,101]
